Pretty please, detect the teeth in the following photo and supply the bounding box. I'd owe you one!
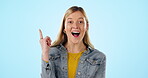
[72,32,80,34]
[71,32,80,36]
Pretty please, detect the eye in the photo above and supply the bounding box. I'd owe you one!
[68,21,73,23]
[79,21,84,24]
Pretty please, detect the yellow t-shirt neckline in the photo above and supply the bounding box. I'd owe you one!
[68,50,85,78]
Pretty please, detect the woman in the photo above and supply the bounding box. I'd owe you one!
[39,6,106,78]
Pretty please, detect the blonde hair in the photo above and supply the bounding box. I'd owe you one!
[51,6,94,48]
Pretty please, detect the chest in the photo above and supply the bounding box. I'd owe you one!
[49,53,102,78]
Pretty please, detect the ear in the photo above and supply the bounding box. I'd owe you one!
[63,29,66,33]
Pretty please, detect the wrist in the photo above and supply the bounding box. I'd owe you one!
[42,56,49,62]
[42,52,49,62]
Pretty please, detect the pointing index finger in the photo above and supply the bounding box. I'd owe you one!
[39,29,43,39]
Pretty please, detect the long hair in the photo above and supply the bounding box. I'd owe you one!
[51,6,94,49]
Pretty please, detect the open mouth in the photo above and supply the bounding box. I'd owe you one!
[71,32,80,37]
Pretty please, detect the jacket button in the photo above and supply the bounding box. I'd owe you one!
[62,57,65,59]
[80,61,83,64]
[77,72,81,75]
[62,66,67,70]
[62,56,67,59]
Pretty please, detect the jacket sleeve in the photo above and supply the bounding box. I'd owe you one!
[41,60,56,78]
[94,55,106,78]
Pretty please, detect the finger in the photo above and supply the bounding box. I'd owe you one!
[46,40,51,46]
[45,36,51,46]
[39,29,43,39]
[45,36,51,41]
[47,39,51,45]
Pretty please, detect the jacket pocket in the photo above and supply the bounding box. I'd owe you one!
[85,58,101,78]
[49,54,61,61]
[86,58,101,66]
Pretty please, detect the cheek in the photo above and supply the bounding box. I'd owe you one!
[64,26,71,35]
[83,24,88,29]
[65,23,72,29]
[80,23,87,29]
[81,26,87,31]
[80,27,87,36]
[64,25,70,32]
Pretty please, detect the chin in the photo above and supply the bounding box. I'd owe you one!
[71,40,81,44]
[68,36,83,44]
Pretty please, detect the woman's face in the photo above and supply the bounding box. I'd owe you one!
[64,11,88,44]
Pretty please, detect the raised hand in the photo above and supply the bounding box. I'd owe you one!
[39,29,52,62]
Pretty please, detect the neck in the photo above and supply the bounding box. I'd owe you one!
[65,41,86,53]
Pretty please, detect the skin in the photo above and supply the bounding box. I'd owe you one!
[64,11,88,53]
[39,11,88,62]
[39,29,51,61]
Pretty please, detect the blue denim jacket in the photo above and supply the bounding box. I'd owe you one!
[41,44,106,78]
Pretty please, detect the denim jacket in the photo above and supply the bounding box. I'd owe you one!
[41,44,106,78]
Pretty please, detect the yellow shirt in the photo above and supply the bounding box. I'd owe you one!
[68,51,85,78]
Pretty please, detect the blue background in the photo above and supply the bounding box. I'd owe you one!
[0,0,148,78]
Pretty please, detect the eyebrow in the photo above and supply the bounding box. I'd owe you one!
[67,17,84,20]
[78,17,84,19]
[67,18,72,20]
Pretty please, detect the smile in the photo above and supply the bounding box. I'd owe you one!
[71,32,80,37]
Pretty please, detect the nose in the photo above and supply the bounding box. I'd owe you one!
[72,22,79,29]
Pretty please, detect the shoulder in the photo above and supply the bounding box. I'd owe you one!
[48,46,60,55]
[92,49,106,58]
[84,48,106,65]
[87,46,106,58]
[49,44,66,55]
[86,48,106,63]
